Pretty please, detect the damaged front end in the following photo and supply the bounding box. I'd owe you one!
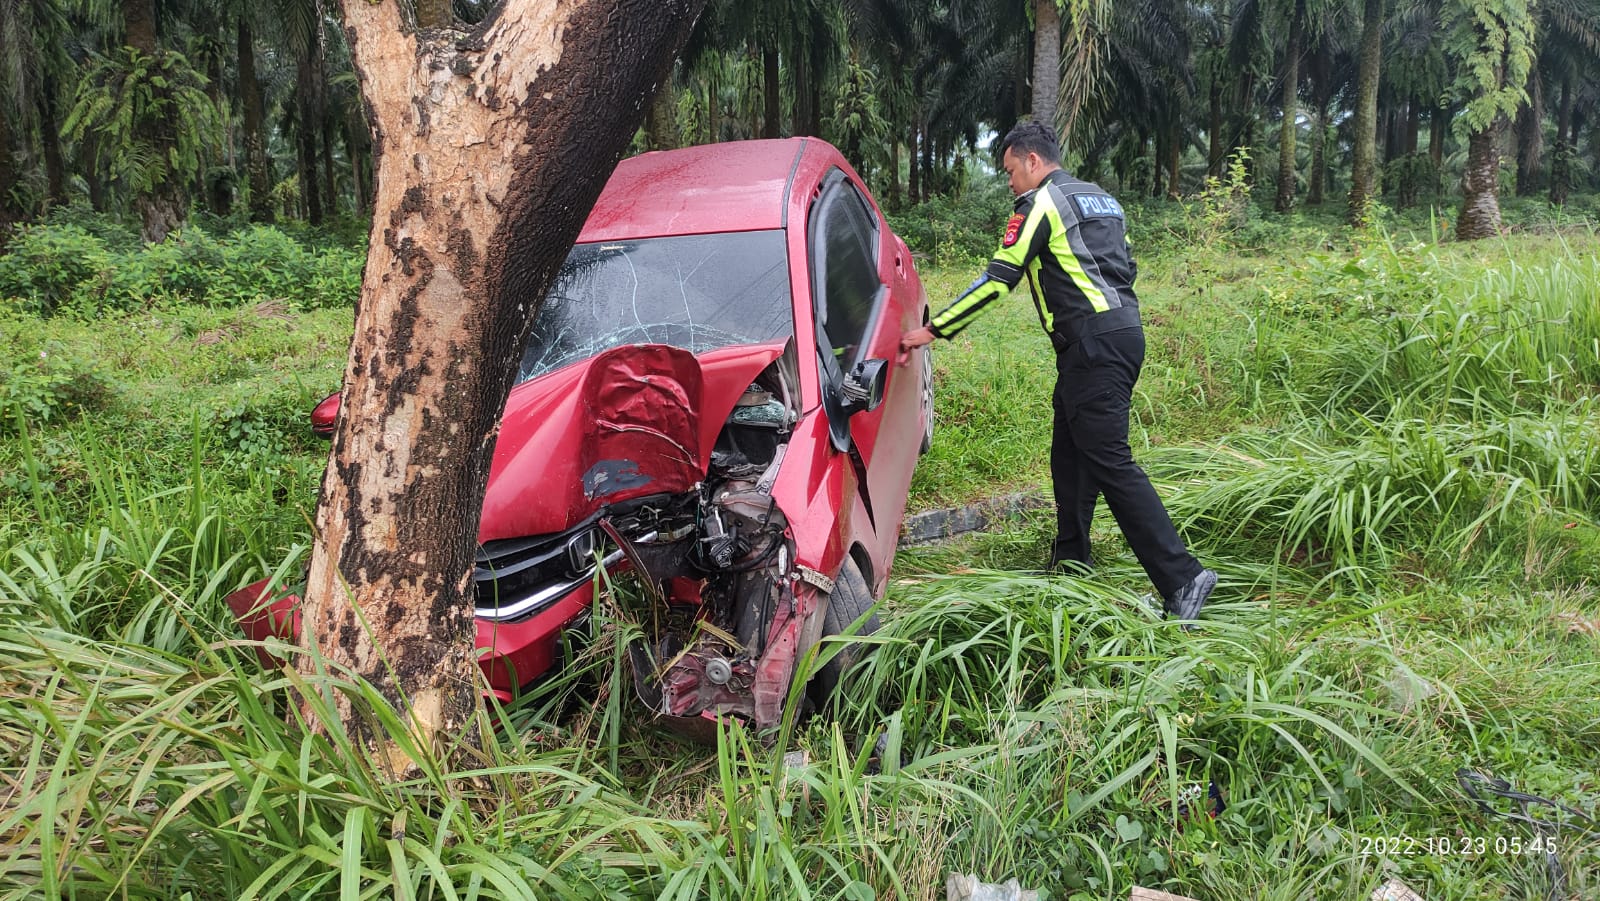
[473,338,830,731]
[613,346,821,731]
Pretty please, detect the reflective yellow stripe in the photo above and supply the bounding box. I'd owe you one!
[1037,190,1111,314]
[930,278,1006,335]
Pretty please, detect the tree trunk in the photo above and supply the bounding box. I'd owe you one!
[36,73,67,207]
[1457,122,1503,239]
[1429,105,1447,168]
[888,138,900,209]
[1383,106,1402,163]
[1514,70,1543,196]
[304,0,705,765]
[1347,0,1383,225]
[1167,120,1181,198]
[294,0,329,225]
[1275,7,1303,212]
[1551,76,1572,206]
[793,43,815,137]
[124,0,189,240]
[1208,76,1224,177]
[83,132,106,212]
[646,73,678,149]
[1307,99,1327,205]
[920,114,934,199]
[1230,71,1256,163]
[762,46,780,139]
[137,183,186,243]
[1031,0,1060,129]
[125,0,157,53]
[322,110,339,217]
[1405,102,1420,154]
[909,119,921,203]
[0,99,21,227]
[298,105,322,224]
[239,18,274,222]
[345,115,371,213]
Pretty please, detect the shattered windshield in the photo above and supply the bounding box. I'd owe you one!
[518,231,793,384]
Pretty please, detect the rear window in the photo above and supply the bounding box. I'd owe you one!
[519,230,793,383]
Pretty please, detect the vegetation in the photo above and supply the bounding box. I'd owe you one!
[2,183,1597,896]
[3,0,1599,239]
[4,0,1600,896]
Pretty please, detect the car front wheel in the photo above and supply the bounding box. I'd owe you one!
[807,558,881,711]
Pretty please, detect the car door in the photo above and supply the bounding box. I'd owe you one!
[807,170,921,566]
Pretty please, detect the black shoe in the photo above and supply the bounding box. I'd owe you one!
[1164,569,1216,623]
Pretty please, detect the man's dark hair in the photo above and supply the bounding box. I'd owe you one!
[999,121,1061,164]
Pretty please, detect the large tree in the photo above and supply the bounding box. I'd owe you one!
[299,0,704,766]
[1444,0,1535,239]
[1347,0,1385,224]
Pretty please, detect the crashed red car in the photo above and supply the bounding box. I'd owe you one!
[229,138,934,731]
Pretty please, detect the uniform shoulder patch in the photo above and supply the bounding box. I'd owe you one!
[1002,213,1025,247]
[1074,193,1124,219]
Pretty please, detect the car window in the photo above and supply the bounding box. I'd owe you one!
[810,176,882,369]
[519,230,793,384]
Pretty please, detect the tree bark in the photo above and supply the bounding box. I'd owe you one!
[1031,0,1060,129]
[1347,0,1383,225]
[1457,121,1503,239]
[125,0,157,53]
[1275,6,1303,213]
[646,71,678,149]
[304,0,705,768]
[240,17,275,222]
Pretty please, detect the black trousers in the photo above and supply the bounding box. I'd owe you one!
[1050,327,1201,600]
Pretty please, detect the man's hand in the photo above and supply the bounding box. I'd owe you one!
[900,326,936,352]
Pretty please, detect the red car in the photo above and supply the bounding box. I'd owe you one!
[228,138,934,731]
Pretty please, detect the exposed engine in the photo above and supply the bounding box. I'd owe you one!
[620,353,801,723]
[470,344,806,726]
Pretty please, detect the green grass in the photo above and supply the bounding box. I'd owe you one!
[3,202,1600,898]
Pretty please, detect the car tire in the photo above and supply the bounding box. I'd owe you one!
[807,558,881,711]
[918,345,935,455]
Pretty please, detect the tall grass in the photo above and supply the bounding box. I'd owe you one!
[3,225,1599,898]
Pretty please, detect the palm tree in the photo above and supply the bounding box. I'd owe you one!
[1346,0,1384,224]
[1443,0,1535,239]
[65,0,220,241]
[1522,0,1600,201]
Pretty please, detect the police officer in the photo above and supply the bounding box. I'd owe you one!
[900,121,1216,623]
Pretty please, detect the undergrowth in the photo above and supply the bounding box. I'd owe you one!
[2,202,1599,898]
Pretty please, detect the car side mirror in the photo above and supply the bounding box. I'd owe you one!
[839,358,888,416]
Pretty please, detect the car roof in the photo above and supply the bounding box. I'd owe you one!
[576,139,812,242]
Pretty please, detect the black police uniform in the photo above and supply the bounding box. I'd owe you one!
[928,169,1203,600]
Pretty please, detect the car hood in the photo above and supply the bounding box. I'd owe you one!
[480,341,788,541]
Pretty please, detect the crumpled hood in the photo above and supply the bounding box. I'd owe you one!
[479,341,787,541]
